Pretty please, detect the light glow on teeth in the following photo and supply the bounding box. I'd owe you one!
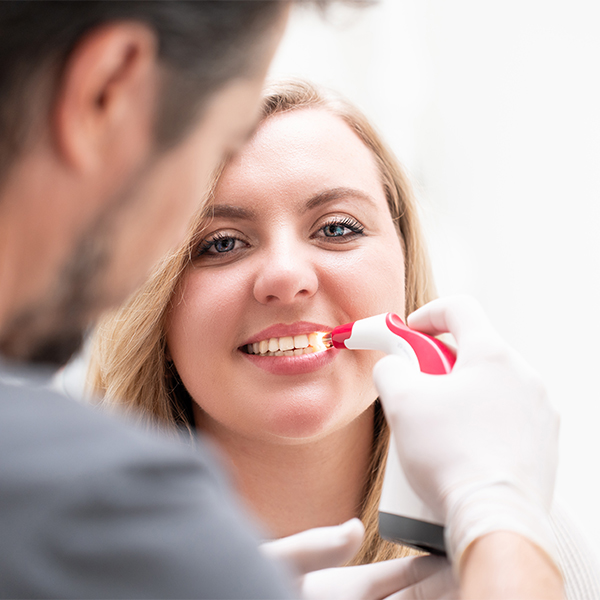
[245,332,329,356]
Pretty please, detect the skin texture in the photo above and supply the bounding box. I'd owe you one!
[0,11,289,364]
[166,108,407,536]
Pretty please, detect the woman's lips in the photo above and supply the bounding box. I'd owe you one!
[240,321,333,347]
[240,346,340,375]
[238,321,339,375]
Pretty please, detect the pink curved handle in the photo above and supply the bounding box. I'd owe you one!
[385,313,455,374]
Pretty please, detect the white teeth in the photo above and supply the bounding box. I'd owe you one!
[279,336,294,351]
[245,332,327,356]
[294,334,309,348]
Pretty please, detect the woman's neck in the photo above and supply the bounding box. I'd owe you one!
[200,405,375,539]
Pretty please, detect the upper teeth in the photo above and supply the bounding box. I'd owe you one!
[246,333,324,356]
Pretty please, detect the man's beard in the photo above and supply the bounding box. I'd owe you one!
[0,225,110,367]
[0,153,157,368]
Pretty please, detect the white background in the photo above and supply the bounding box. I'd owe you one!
[270,0,600,556]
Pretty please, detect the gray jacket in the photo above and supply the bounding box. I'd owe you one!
[0,359,293,599]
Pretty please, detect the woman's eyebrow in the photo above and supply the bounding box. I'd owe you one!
[209,188,375,220]
[210,204,257,220]
[303,187,377,212]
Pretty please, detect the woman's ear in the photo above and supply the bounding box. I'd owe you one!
[52,22,158,174]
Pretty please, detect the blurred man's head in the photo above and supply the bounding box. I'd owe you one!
[0,1,290,365]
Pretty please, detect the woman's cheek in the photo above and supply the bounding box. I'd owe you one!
[186,268,251,326]
[166,272,236,371]
[324,249,405,317]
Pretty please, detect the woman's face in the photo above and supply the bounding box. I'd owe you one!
[167,108,406,443]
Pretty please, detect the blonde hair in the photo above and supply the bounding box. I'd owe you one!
[88,79,437,565]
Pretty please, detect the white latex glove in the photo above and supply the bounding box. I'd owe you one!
[372,296,560,570]
[260,519,458,599]
[260,518,365,576]
[302,555,458,600]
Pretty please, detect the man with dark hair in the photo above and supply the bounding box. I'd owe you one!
[0,1,290,366]
[0,2,296,597]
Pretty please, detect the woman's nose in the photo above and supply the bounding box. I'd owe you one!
[253,243,318,305]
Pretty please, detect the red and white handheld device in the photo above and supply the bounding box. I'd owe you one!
[324,312,455,555]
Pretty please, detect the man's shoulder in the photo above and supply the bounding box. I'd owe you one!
[0,365,293,599]
[0,369,230,503]
[0,372,198,465]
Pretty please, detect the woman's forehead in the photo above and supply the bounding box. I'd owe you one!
[239,107,372,166]
[214,108,384,206]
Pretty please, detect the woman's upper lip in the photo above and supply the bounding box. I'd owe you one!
[240,321,334,347]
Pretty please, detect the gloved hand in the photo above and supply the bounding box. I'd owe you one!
[260,519,458,599]
[372,296,560,571]
[260,518,365,576]
[301,554,458,600]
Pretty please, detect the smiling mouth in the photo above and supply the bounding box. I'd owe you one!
[241,332,329,357]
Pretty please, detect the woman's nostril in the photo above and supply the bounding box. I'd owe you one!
[253,269,318,305]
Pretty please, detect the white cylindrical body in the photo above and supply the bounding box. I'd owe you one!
[345,313,447,554]
[379,436,443,526]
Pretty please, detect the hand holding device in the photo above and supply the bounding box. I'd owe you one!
[372,296,560,570]
[260,519,458,600]
[325,311,456,554]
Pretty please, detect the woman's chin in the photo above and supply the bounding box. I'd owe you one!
[259,401,354,443]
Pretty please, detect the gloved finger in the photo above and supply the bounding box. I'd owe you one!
[301,555,450,600]
[260,518,364,575]
[406,295,500,352]
[384,561,459,600]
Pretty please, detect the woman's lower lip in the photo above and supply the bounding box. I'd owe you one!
[240,347,340,375]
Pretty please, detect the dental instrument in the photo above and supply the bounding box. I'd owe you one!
[322,312,456,555]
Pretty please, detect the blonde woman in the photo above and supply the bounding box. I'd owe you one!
[89,79,434,565]
[88,81,598,598]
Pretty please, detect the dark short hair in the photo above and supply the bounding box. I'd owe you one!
[0,1,288,180]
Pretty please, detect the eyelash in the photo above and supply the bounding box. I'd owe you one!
[194,232,246,258]
[314,216,365,241]
[194,216,365,259]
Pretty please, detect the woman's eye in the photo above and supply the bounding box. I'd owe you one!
[324,223,349,237]
[214,237,236,253]
[316,217,365,242]
[195,233,248,259]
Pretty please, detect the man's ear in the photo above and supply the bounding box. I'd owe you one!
[53,22,159,173]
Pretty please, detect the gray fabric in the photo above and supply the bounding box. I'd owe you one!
[552,503,600,600]
[0,359,294,599]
